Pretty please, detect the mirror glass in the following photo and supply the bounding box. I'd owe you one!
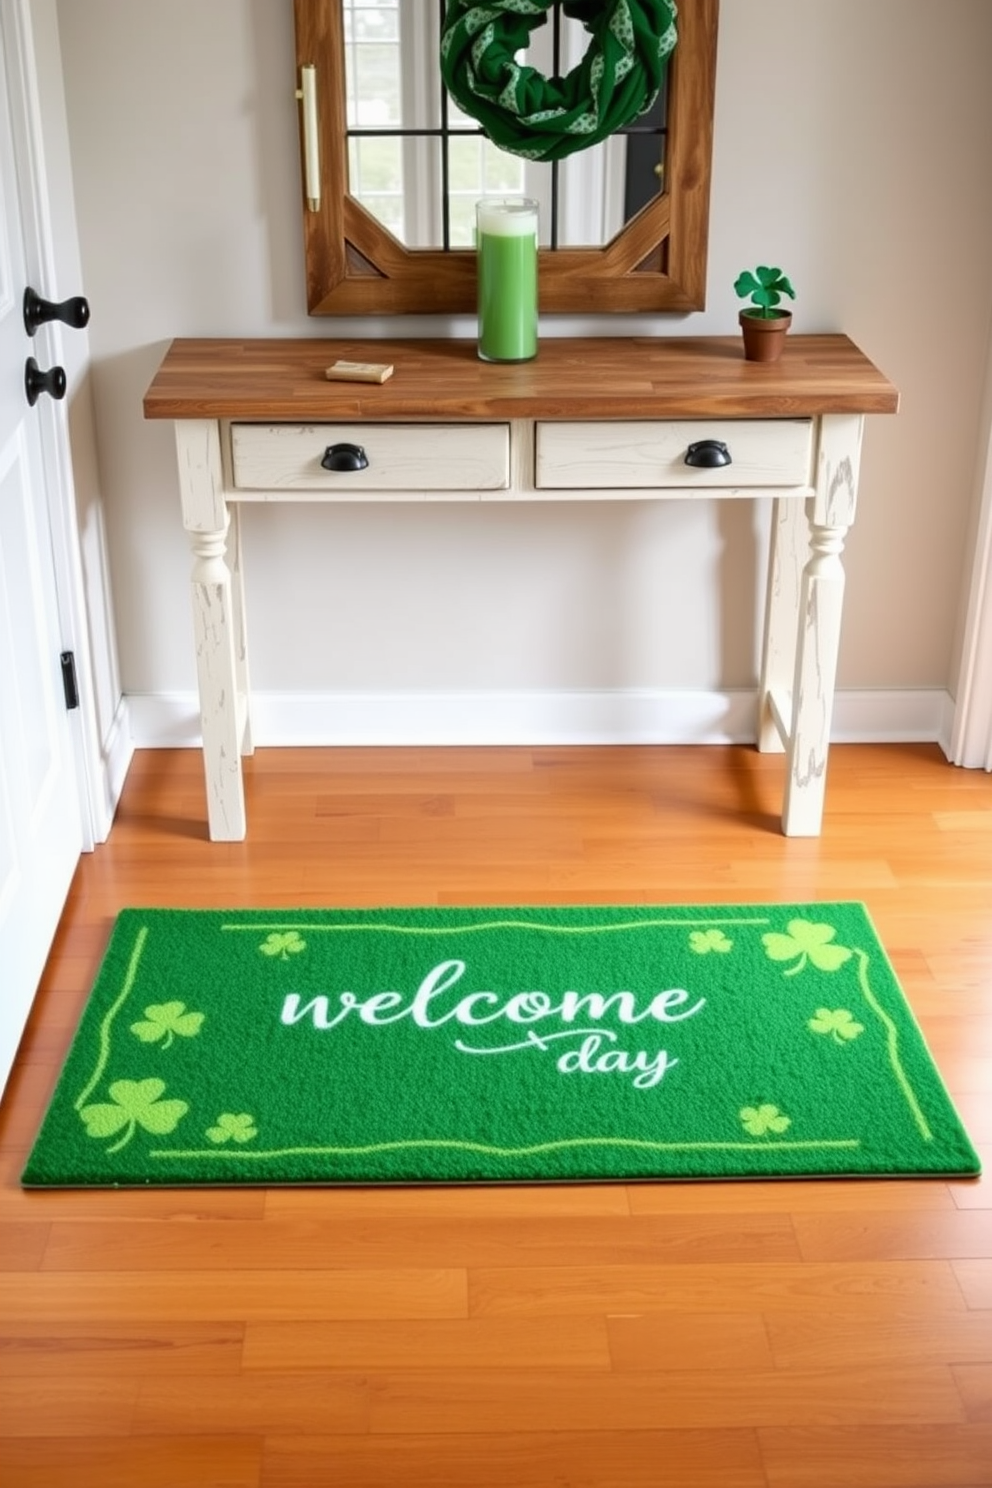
[342,0,668,249]
[294,0,717,316]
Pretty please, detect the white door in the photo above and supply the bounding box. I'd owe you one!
[0,0,83,1093]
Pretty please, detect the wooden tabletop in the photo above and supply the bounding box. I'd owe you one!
[143,336,899,422]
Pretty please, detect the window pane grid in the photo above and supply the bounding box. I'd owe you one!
[343,0,669,250]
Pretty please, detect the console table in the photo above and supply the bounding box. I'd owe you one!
[143,336,898,841]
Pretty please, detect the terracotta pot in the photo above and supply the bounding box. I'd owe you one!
[739,309,792,363]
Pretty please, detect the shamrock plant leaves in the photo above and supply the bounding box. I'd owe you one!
[763,919,852,977]
[130,1000,204,1048]
[80,1078,188,1153]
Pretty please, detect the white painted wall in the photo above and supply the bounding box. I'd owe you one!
[53,0,992,738]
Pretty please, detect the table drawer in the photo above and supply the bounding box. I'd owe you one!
[231,422,510,492]
[535,420,813,489]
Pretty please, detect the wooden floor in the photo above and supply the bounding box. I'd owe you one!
[1,742,990,1488]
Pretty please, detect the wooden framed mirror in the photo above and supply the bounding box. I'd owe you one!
[293,0,719,316]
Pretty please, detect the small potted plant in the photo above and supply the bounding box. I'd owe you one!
[734,265,795,362]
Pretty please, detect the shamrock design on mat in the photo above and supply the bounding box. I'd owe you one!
[260,931,306,961]
[207,1112,258,1145]
[808,1007,865,1044]
[762,919,852,976]
[79,1078,188,1153]
[130,1000,204,1048]
[740,1103,792,1137]
[689,928,733,955]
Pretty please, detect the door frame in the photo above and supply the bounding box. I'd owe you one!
[949,315,992,771]
[3,0,108,846]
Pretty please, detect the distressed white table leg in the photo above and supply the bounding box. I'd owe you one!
[228,503,253,756]
[782,414,864,836]
[175,421,247,840]
[758,495,806,753]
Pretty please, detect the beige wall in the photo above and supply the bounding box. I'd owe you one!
[54,0,992,722]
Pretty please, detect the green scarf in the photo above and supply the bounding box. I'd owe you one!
[440,0,678,163]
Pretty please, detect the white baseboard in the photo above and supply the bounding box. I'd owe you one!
[125,687,955,750]
[100,697,136,836]
[84,695,135,845]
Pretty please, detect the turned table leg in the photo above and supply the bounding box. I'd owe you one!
[758,494,806,755]
[175,420,249,841]
[781,414,864,836]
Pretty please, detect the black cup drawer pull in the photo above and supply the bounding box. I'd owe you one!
[684,439,732,468]
[321,442,369,472]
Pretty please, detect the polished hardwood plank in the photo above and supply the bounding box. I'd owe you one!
[953,1363,992,1422]
[0,1269,467,1324]
[0,1222,48,1270]
[466,1260,971,1318]
[758,1424,992,1487]
[264,1182,632,1218]
[0,1438,261,1488]
[39,1212,801,1272]
[242,1317,611,1372]
[262,1428,767,1488]
[953,1259,992,1309]
[627,1176,960,1213]
[790,1209,992,1261]
[130,1371,369,1436]
[606,1311,773,1372]
[0,1374,137,1437]
[2,1321,244,1376]
[0,742,988,1488]
[764,1311,992,1370]
[360,1363,965,1432]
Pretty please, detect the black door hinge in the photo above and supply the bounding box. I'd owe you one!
[60,650,79,710]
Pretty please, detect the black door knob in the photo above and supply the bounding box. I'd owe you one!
[23,286,90,337]
[25,357,67,406]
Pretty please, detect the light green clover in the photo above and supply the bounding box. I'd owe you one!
[260,931,307,961]
[130,1000,204,1048]
[740,1103,792,1137]
[762,919,852,977]
[689,928,733,955]
[206,1112,258,1145]
[79,1078,189,1153]
[809,1007,865,1044]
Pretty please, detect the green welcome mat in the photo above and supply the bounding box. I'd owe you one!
[23,903,980,1187]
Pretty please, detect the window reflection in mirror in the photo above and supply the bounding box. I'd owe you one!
[341,0,667,249]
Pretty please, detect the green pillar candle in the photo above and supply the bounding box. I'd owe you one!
[476,198,538,362]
